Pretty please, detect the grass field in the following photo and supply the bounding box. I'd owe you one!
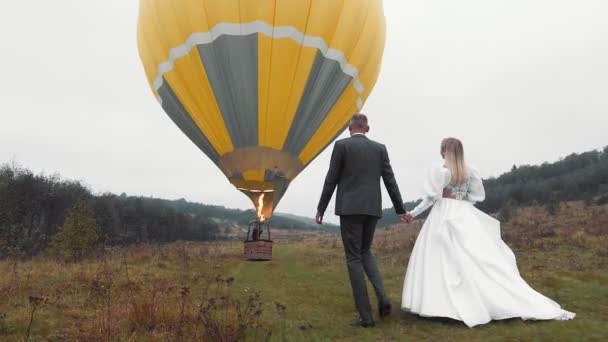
[1,202,607,341]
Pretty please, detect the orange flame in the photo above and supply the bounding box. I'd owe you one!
[257,193,266,222]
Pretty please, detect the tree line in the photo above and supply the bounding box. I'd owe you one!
[378,146,608,227]
[3,145,606,256]
[0,163,330,258]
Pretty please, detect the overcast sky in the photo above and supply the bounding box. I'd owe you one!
[1,1,606,223]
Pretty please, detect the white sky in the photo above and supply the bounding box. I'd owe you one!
[1,1,607,223]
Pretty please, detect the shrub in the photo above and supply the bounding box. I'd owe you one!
[0,312,16,335]
[127,290,161,332]
[498,201,517,222]
[595,193,608,205]
[50,200,99,260]
[544,198,560,216]
[0,224,24,259]
[198,276,267,341]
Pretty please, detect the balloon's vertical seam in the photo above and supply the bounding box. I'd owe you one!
[210,35,242,150]
[166,0,215,151]
[199,1,235,153]
[188,1,234,154]
[322,0,371,143]
[356,2,385,105]
[261,2,278,151]
[232,0,247,148]
[149,0,220,161]
[199,0,229,151]
[279,0,315,150]
[297,0,380,166]
[283,0,356,157]
[184,1,228,152]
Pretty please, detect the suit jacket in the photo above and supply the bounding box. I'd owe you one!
[317,134,406,218]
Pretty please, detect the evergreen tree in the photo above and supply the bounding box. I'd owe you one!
[50,200,99,260]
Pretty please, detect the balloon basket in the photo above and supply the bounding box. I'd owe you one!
[244,220,273,261]
[244,240,273,261]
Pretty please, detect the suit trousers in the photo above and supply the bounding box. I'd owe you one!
[339,215,389,322]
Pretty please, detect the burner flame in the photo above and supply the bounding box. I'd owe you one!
[257,193,266,222]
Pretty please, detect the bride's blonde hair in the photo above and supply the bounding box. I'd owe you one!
[441,137,467,185]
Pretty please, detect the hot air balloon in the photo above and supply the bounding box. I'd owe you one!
[137,0,386,221]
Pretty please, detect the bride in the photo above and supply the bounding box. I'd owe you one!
[400,137,575,328]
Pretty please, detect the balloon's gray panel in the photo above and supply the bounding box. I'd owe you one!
[282,51,353,155]
[158,78,220,163]
[198,34,259,148]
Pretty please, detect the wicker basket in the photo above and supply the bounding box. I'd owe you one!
[243,240,273,261]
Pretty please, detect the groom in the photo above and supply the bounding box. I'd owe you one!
[316,113,408,327]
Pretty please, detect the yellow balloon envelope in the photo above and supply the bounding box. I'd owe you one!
[137,0,386,218]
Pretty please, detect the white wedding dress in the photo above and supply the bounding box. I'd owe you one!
[401,164,575,327]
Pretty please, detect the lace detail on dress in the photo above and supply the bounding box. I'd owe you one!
[445,177,471,200]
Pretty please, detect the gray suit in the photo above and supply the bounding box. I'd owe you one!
[317,134,405,322]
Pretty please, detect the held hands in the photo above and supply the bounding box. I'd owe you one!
[399,212,414,223]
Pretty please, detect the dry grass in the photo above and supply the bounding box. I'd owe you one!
[0,201,607,341]
[0,242,280,341]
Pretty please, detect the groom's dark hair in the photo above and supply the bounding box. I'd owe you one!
[350,113,368,129]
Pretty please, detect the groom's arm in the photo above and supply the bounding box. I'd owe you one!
[317,141,344,216]
[381,145,406,215]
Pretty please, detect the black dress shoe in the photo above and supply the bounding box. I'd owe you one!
[350,318,375,328]
[379,302,392,318]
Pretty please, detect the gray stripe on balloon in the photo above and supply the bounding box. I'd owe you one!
[157,78,221,163]
[197,34,259,148]
[151,21,366,111]
[282,51,353,155]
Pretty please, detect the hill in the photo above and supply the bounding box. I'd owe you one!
[0,163,335,258]
[378,145,608,226]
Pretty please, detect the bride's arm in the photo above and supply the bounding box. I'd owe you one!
[465,167,485,204]
[409,165,451,218]
[409,197,436,218]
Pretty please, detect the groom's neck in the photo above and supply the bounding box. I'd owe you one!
[350,129,367,136]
